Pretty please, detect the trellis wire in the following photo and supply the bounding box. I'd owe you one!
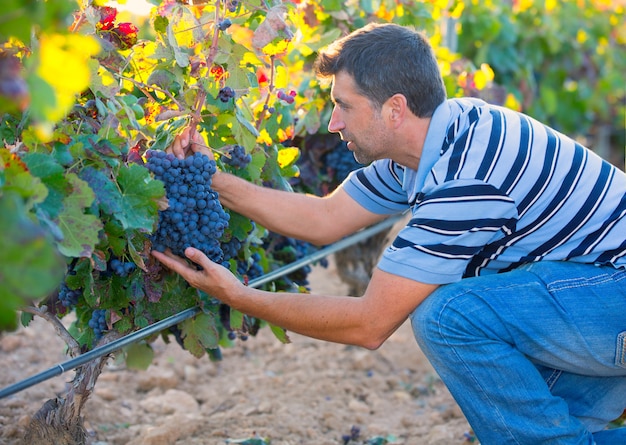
[0,213,404,399]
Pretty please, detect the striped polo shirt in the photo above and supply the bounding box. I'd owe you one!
[343,98,626,284]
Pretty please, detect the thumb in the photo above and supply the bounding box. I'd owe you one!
[185,247,211,269]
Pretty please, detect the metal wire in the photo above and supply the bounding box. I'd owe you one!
[0,214,404,399]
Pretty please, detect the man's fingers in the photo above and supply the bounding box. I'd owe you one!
[189,131,211,157]
[151,250,193,275]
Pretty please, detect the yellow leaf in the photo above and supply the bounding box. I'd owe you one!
[481,63,495,81]
[504,93,521,111]
[473,63,495,89]
[450,2,465,19]
[277,147,299,168]
[474,70,488,90]
[257,128,272,145]
[261,39,291,57]
[37,33,101,122]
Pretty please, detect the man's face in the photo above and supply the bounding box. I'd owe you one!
[328,72,389,165]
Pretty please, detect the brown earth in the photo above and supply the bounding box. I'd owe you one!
[0,258,474,445]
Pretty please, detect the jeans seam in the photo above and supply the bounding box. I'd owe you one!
[544,368,563,390]
[616,332,626,369]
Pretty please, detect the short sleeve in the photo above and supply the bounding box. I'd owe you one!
[343,159,410,214]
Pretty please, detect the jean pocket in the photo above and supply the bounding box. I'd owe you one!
[617,332,626,368]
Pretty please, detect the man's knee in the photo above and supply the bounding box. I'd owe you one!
[410,283,474,351]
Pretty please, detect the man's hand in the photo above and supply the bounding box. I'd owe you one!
[151,247,244,303]
[169,126,210,160]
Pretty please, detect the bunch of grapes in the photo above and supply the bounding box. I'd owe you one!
[221,145,252,169]
[236,252,264,281]
[146,150,229,264]
[89,309,108,340]
[58,283,81,309]
[218,86,236,103]
[323,140,362,184]
[266,234,317,289]
[218,303,259,342]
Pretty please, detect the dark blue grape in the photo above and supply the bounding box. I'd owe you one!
[226,0,239,12]
[218,18,232,31]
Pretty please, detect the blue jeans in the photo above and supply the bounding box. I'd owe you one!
[410,261,626,444]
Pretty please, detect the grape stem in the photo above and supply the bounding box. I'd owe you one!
[21,305,82,358]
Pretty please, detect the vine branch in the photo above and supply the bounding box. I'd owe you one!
[21,305,82,358]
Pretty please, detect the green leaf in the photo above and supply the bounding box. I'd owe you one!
[56,173,103,257]
[0,192,65,331]
[180,312,219,358]
[116,164,164,231]
[167,23,190,67]
[269,324,290,344]
[1,150,49,208]
[124,341,155,370]
[229,308,244,330]
[153,15,169,34]
[227,211,255,241]
[145,281,197,319]
[234,107,259,153]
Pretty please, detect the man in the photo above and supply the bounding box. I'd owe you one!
[152,23,626,444]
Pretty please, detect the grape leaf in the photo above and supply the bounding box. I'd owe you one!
[269,324,291,344]
[228,211,255,242]
[229,308,244,330]
[234,107,260,153]
[80,166,122,215]
[167,22,190,67]
[56,173,102,257]
[214,40,255,90]
[0,150,48,207]
[0,193,65,331]
[145,280,196,318]
[180,312,219,358]
[124,342,155,370]
[116,164,164,231]
[22,151,66,218]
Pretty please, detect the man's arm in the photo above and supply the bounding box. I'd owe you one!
[152,247,438,349]
[169,126,386,245]
[212,172,385,245]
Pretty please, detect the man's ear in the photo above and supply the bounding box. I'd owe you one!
[384,93,408,128]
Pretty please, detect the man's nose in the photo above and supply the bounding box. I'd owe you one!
[327,107,344,133]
